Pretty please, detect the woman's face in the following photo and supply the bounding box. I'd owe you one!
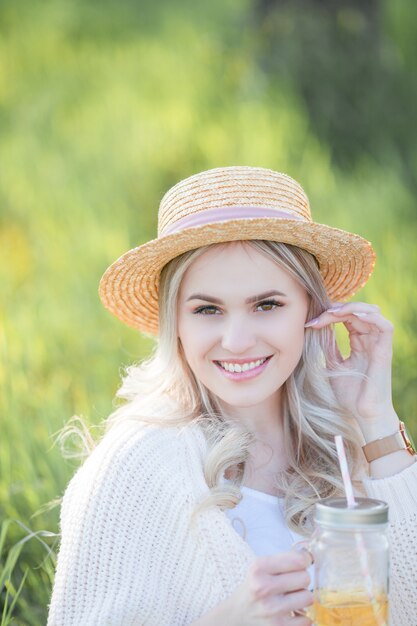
[177,242,310,416]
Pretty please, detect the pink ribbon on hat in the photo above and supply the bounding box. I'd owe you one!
[162,205,304,236]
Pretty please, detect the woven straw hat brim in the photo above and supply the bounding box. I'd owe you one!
[99,217,375,335]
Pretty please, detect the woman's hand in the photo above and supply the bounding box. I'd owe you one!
[226,549,313,626]
[305,301,400,438]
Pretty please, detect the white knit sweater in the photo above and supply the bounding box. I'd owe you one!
[47,420,417,625]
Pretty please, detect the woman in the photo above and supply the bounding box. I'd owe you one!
[47,166,417,625]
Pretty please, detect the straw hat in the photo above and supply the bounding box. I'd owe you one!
[99,166,376,334]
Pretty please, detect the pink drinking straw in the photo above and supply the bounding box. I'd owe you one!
[335,435,356,508]
[334,435,386,626]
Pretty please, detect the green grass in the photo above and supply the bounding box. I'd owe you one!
[1,0,417,622]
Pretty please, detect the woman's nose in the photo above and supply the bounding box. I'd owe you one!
[220,318,257,354]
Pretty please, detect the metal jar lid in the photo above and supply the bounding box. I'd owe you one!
[314,497,388,527]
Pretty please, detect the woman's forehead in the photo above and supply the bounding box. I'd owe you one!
[179,241,307,299]
[193,240,269,265]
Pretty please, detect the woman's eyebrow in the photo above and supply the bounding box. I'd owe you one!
[186,290,287,304]
[245,290,288,303]
[186,293,223,304]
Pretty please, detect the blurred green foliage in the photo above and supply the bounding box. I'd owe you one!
[1,0,416,622]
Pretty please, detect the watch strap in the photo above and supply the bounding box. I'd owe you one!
[362,421,416,462]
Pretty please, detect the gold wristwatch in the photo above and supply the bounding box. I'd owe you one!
[362,422,416,463]
[362,421,417,462]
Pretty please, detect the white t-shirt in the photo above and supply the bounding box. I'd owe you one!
[224,484,314,589]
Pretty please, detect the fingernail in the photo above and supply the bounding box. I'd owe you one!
[304,318,318,327]
[327,305,343,312]
[292,609,307,617]
[352,312,368,317]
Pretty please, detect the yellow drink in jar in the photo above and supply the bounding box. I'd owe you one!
[311,498,390,626]
[307,589,388,626]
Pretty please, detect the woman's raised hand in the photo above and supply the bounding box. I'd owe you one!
[305,302,400,437]
[226,549,313,626]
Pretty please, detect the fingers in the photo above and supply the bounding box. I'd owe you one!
[252,549,313,577]
[285,616,313,626]
[251,569,311,599]
[291,543,315,565]
[259,588,314,618]
[305,302,393,335]
[285,612,313,626]
[246,551,314,623]
[328,302,380,314]
[285,618,312,626]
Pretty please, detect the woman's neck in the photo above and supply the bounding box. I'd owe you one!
[219,391,289,495]
[224,431,289,497]
[219,389,285,444]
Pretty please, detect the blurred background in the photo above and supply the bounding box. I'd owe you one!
[1,0,417,622]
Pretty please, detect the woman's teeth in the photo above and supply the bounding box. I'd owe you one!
[218,358,268,373]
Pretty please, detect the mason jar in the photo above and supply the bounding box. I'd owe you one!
[309,497,389,626]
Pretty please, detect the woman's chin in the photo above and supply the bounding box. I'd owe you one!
[216,391,281,413]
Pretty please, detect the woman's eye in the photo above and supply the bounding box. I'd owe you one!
[193,305,220,315]
[255,299,283,312]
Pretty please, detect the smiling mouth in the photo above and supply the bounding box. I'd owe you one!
[214,356,273,373]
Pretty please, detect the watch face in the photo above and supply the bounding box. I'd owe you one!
[401,424,417,455]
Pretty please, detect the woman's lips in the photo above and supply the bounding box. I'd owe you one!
[213,356,273,381]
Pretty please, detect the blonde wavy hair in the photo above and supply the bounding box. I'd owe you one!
[77,240,365,536]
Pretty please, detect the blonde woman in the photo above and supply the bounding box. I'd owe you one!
[47,167,417,626]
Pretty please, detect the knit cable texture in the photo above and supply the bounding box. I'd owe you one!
[362,461,417,625]
[47,421,417,625]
